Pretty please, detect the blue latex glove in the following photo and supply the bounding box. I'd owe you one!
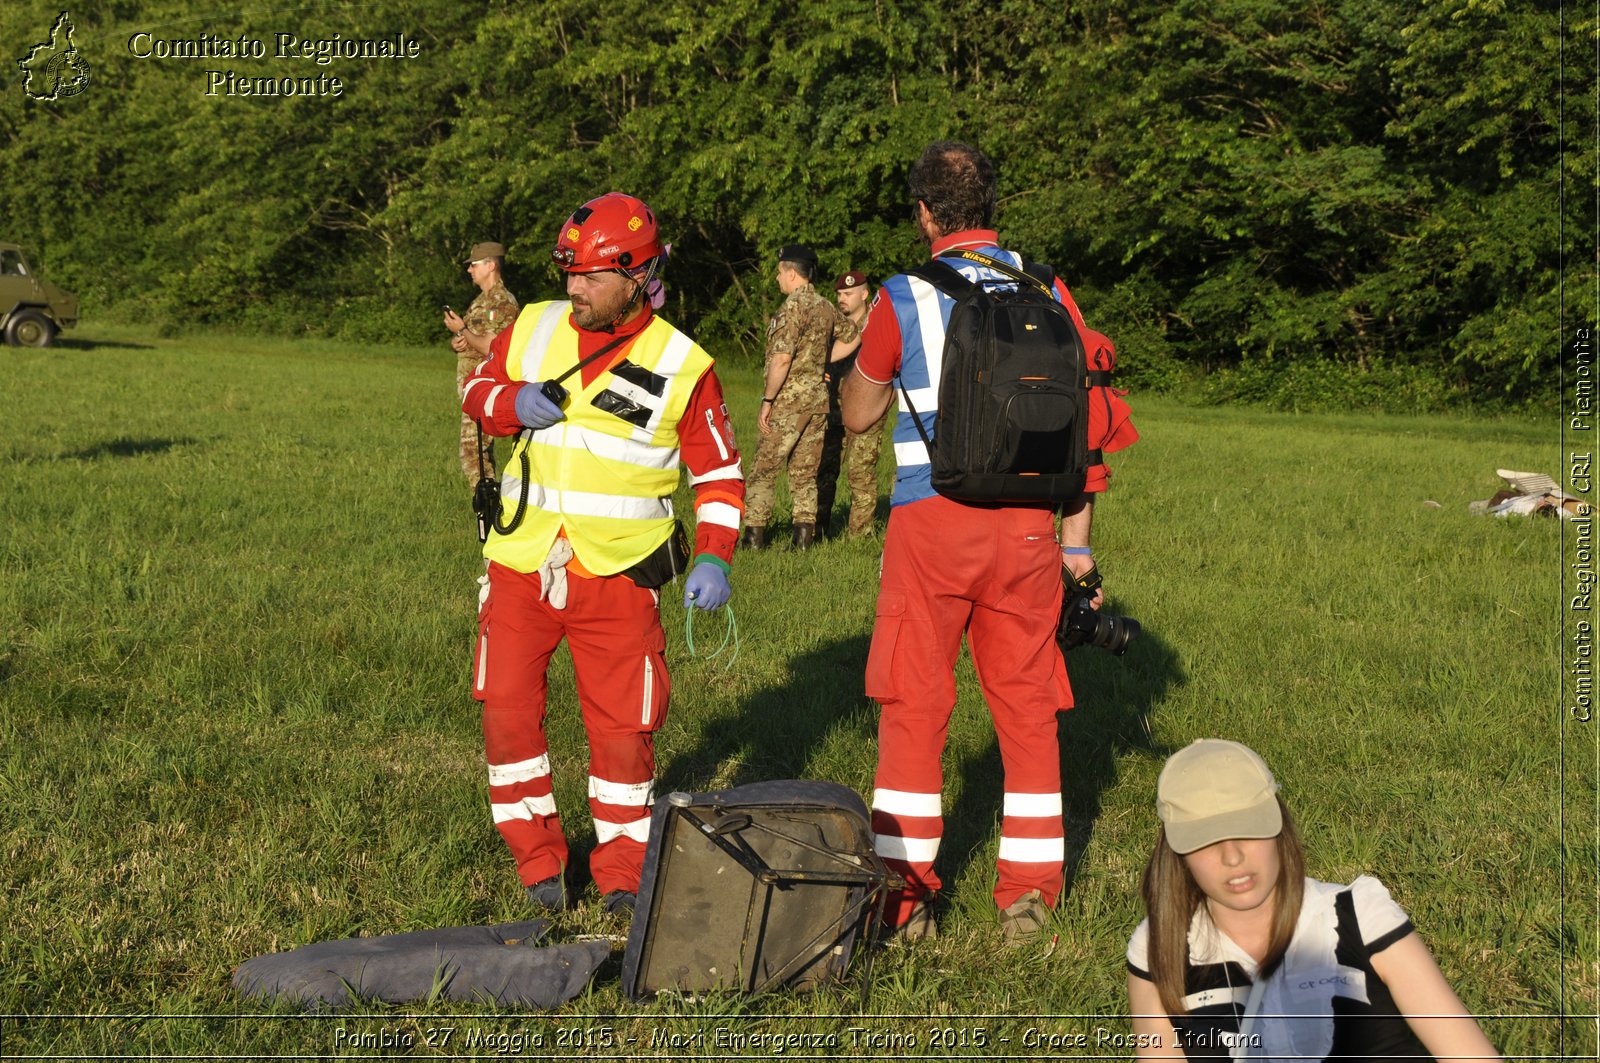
[514,383,565,429]
[682,561,731,611]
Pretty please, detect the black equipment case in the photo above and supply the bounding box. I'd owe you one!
[619,779,897,1000]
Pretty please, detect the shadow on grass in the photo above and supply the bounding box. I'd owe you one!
[1059,615,1184,891]
[901,604,1185,906]
[658,633,877,795]
[60,436,198,460]
[51,337,157,351]
[554,636,877,894]
[657,610,1184,909]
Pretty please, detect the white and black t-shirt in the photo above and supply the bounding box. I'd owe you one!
[1127,876,1427,1062]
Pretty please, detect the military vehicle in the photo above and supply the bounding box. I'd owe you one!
[0,242,78,346]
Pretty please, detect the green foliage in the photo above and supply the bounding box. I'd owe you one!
[0,0,1583,403]
[1050,0,1580,402]
[1195,356,1472,413]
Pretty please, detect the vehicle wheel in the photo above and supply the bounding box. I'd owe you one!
[6,310,56,347]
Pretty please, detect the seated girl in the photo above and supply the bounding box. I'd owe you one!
[1126,738,1500,1061]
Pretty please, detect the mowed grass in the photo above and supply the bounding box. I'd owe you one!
[0,325,1588,1059]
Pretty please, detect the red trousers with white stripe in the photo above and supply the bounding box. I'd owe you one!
[866,495,1072,922]
[474,561,669,896]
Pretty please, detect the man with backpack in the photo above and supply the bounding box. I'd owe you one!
[840,141,1137,944]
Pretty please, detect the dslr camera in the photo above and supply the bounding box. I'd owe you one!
[1058,564,1140,656]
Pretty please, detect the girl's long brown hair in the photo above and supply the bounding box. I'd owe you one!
[1138,797,1306,1016]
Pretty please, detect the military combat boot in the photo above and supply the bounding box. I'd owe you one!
[739,525,767,550]
[791,523,817,550]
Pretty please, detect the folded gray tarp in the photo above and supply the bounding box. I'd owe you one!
[233,920,611,1011]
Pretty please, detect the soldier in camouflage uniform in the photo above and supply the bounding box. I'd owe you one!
[444,241,519,490]
[816,271,883,538]
[741,245,860,550]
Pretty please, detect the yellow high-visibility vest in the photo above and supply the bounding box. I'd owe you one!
[484,301,713,576]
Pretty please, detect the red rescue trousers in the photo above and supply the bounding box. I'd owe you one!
[866,495,1071,922]
[474,561,669,896]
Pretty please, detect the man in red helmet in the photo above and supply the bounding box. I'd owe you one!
[461,193,744,916]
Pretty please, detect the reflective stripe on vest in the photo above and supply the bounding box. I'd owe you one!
[484,301,713,576]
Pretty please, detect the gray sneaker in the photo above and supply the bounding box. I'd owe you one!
[881,897,937,943]
[999,889,1051,946]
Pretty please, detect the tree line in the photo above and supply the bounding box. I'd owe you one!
[0,0,1586,406]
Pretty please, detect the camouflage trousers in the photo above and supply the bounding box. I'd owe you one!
[744,404,826,526]
[817,412,885,536]
[457,352,493,490]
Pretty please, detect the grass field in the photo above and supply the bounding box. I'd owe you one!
[0,325,1591,1059]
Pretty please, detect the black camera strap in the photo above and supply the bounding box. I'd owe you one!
[1057,563,1102,650]
[472,329,636,544]
[549,330,634,391]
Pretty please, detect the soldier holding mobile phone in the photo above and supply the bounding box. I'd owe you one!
[445,242,519,491]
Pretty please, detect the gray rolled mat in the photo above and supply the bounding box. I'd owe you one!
[233,920,611,1011]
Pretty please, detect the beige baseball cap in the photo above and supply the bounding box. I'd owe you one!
[1156,739,1283,854]
[467,241,506,262]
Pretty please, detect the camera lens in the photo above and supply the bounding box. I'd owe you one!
[1062,600,1141,656]
[1092,615,1141,656]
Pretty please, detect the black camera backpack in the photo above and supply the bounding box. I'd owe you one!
[899,248,1106,504]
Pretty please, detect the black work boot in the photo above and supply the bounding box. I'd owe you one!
[526,875,569,913]
[792,523,817,550]
[602,890,637,916]
[739,525,767,550]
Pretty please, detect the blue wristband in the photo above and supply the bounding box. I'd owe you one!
[1062,546,1093,556]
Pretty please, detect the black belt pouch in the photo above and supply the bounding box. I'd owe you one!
[623,521,690,589]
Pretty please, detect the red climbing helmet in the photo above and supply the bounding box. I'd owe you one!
[551,192,663,273]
